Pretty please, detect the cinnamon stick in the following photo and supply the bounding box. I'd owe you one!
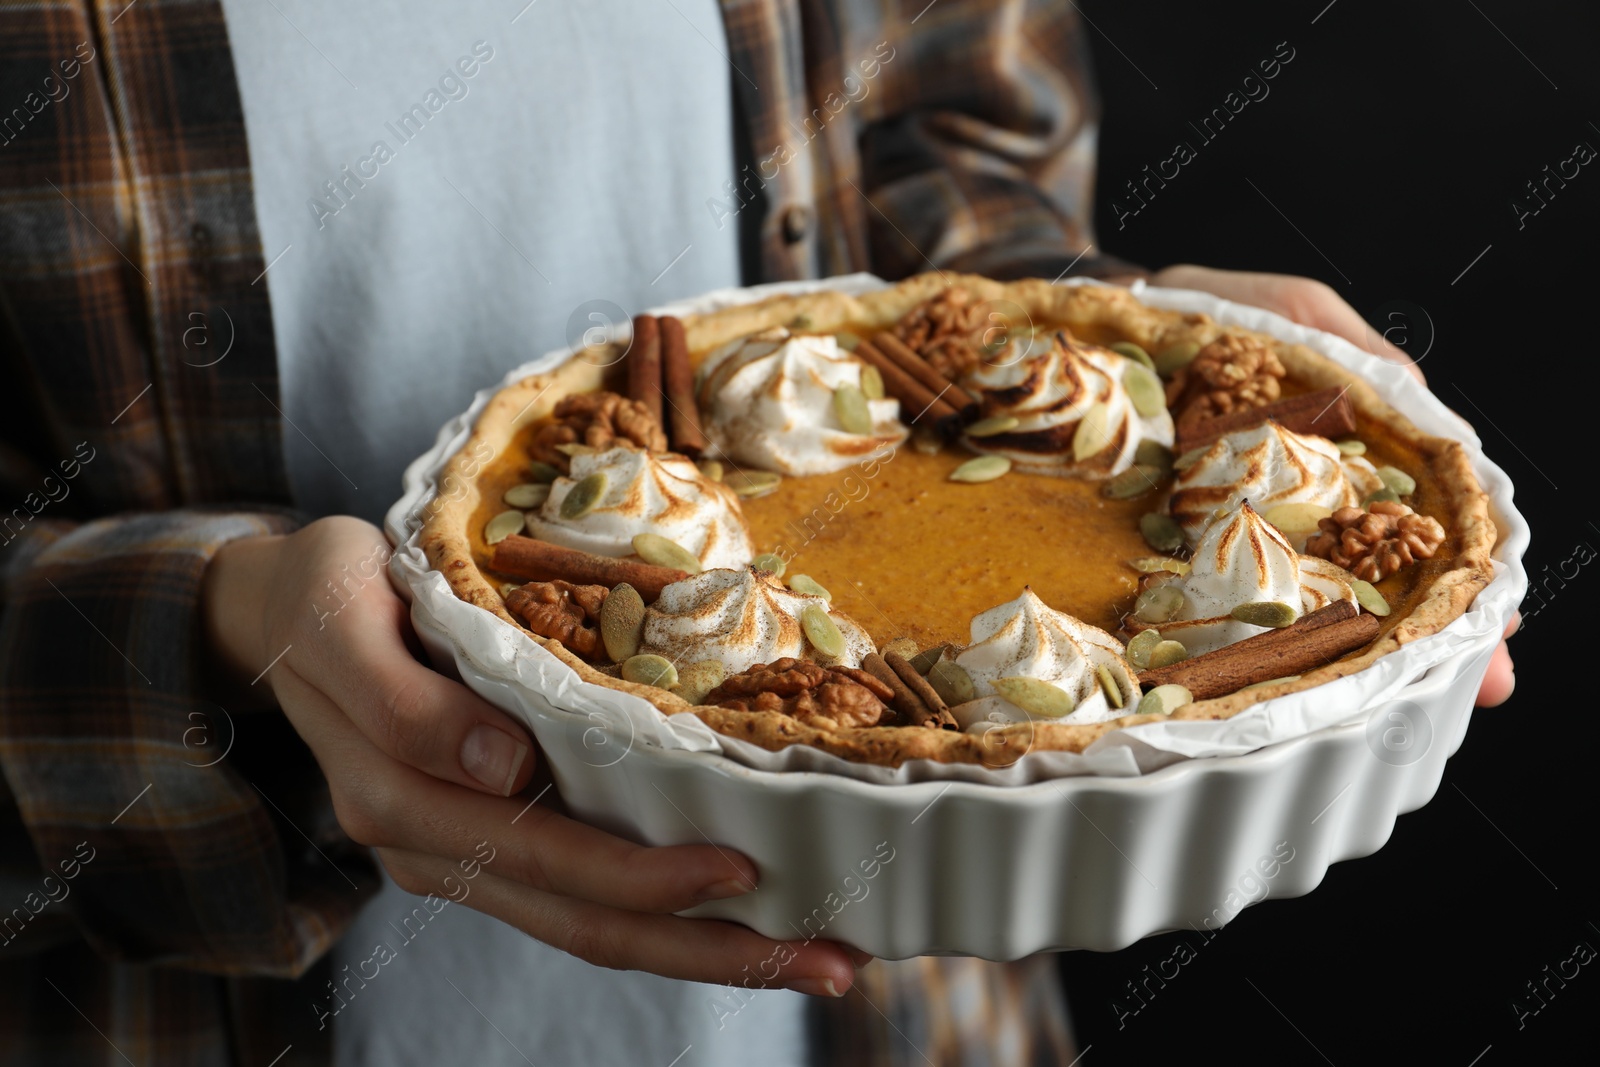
[854,338,961,425]
[1135,601,1380,700]
[492,535,687,601]
[1175,386,1357,453]
[627,314,665,427]
[871,332,980,413]
[658,316,707,457]
[862,653,931,727]
[885,651,959,729]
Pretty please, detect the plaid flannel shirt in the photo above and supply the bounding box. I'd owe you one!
[1,1,1114,1062]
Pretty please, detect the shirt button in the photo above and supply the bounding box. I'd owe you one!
[781,205,812,244]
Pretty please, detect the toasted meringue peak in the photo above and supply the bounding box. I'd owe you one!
[960,334,1175,479]
[697,329,908,476]
[1168,421,1382,545]
[528,446,753,569]
[641,566,875,675]
[951,588,1140,729]
[1142,501,1355,656]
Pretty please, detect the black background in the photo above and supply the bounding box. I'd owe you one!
[1055,2,1597,1063]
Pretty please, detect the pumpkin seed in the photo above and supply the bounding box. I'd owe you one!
[1109,341,1155,369]
[622,654,678,689]
[1153,340,1201,376]
[1363,487,1401,506]
[1139,512,1186,554]
[1351,578,1391,617]
[912,426,943,455]
[1136,683,1192,716]
[696,459,724,482]
[1134,439,1174,473]
[1172,446,1209,472]
[1072,402,1113,461]
[1122,362,1167,418]
[554,443,596,457]
[859,363,884,399]
[1336,439,1367,456]
[800,603,846,659]
[949,455,1012,483]
[1096,664,1126,709]
[671,659,727,705]
[1125,628,1164,670]
[1146,640,1190,669]
[882,636,919,660]
[1376,465,1416,497]
[751,552,787,577]
[789,313,814,330]
[835,331,862,352]
[559,472,608,519]
[1102,464,1165,499]
[966,415,1020,438]
[992,675,1076,719]
[484,509,527,545]
[632,532,702,574]
[1262,502,1333,538]
[833,383,874,435]
[910,646,946,675]
[1230,601,1299,628]
[788,574,832,601]
[927,658,975,705]
[724,470,782,498]
[600,583,646,662]
[527,461,563,483]
[1134,584,1186,623]
[1128,556,1191,575]
[503,483,552,509]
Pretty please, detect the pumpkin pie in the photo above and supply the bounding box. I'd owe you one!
[417,274,1495,767]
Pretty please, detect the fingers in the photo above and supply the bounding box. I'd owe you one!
[1475,640,1516,707]
[1475,614,1520,708]
[295,589,536,796]
[284,677,758,913]
[377,848,857,995]
[1149,265,1426,384]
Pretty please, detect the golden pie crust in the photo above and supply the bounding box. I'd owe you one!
[418,274,1496,767]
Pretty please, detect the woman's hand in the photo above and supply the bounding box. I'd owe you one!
[201,516,861,995]
[1147,264,1516,707]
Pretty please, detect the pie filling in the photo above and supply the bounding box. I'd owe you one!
[433,276,1491,764]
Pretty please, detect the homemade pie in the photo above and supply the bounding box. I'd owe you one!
[418,274,1495,767]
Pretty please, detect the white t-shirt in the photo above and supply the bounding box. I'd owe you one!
[221,1,808,1063]
[223,0,746,524]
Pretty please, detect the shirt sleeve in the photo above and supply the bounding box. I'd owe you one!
[848,0,1145,281]
[0,509,378,975]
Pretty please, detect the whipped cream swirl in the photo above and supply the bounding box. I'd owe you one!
[1168,420,1382,545]
[961,334,1176,478]
[697,328,908,476]
[951,588,1140,729]
[1136,501,1355,656]
[528,446,753,569]
[640,566,875,675]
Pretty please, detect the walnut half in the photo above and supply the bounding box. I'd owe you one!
[1168,333,1286,428]
[892,286,993,381]
[529,391,668,472]
[706,657,893,730]
[1304,501,1446,582]
[504,580,610,658]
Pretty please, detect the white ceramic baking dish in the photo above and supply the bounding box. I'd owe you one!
[388,276,1528,959]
